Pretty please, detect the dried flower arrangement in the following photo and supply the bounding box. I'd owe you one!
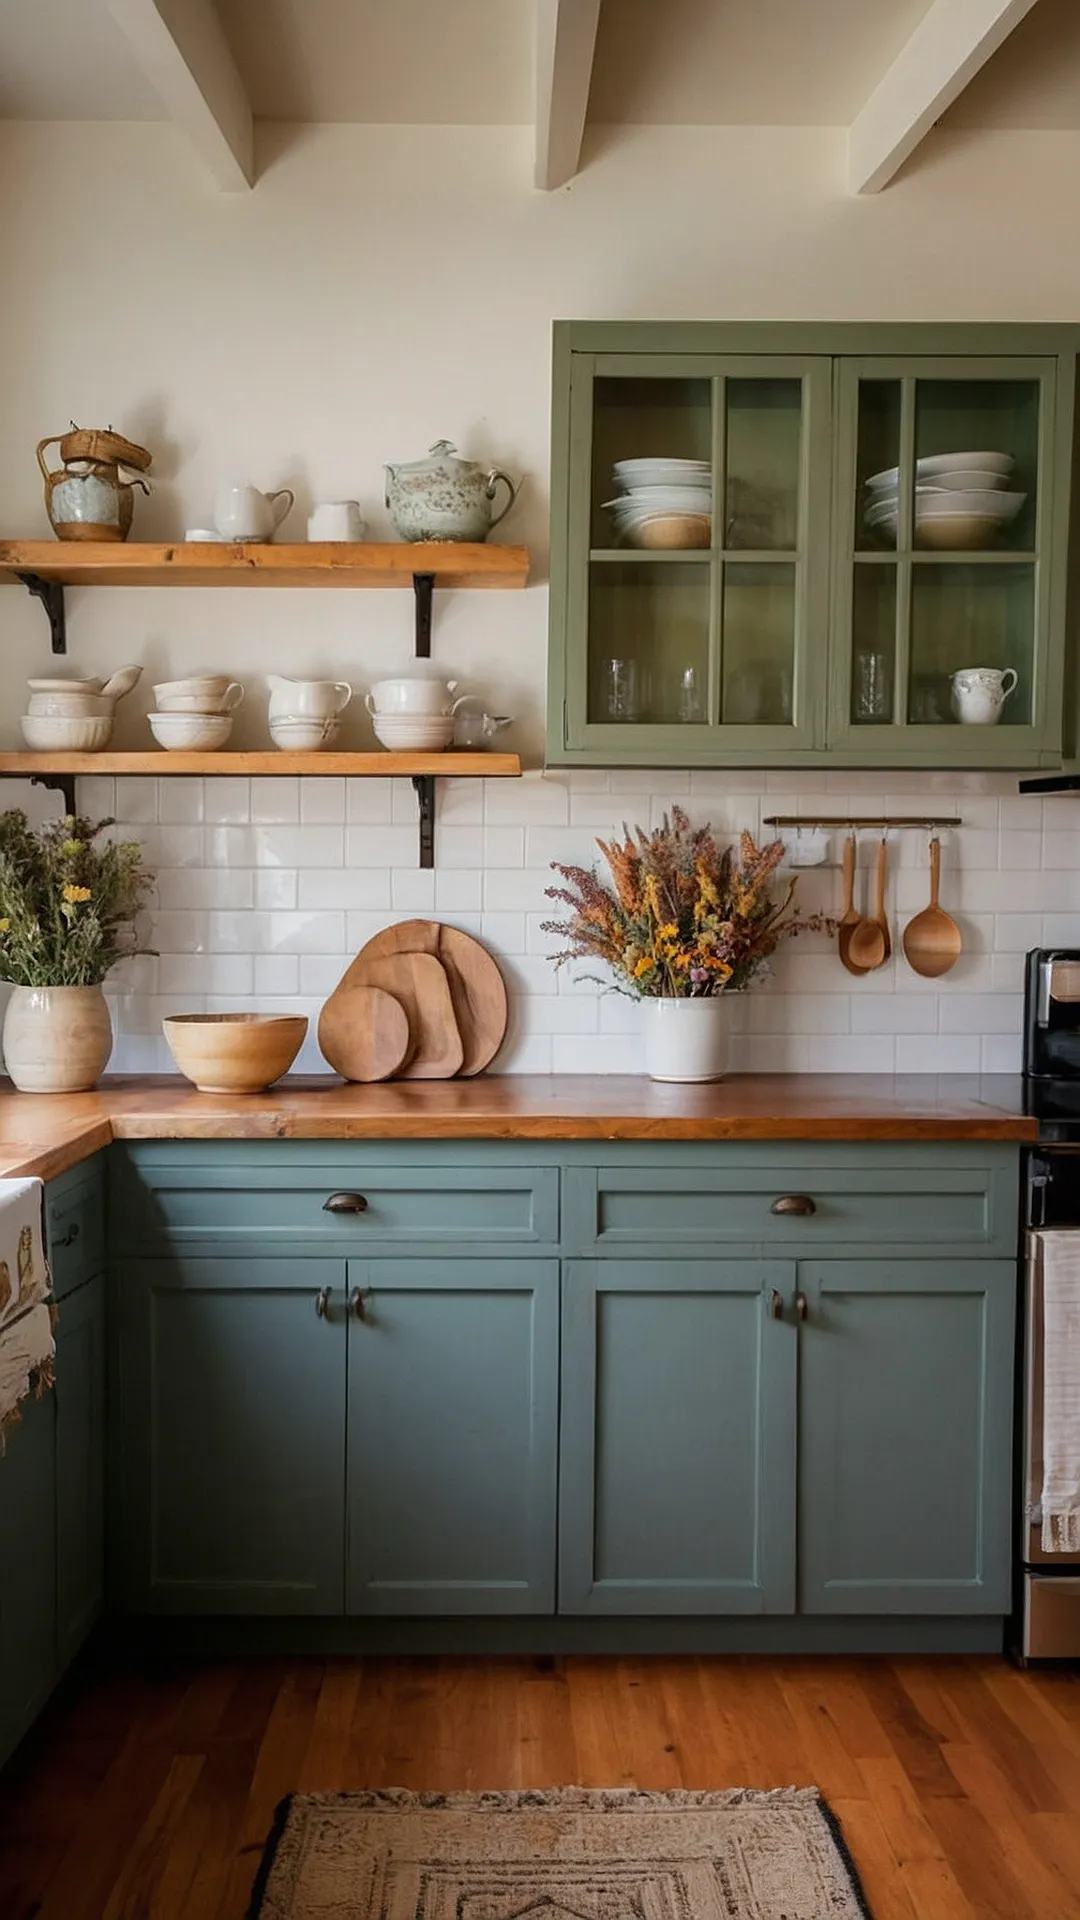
[0,811,154,987]
[543,805,828,998]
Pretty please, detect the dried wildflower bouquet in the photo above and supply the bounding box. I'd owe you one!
[543,805,825,998]
[0,811,154,987]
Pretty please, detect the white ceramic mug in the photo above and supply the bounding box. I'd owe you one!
[950,666,1018,725]
[307,500,365,541]
[366,675,460,716]
[154,681,244,714]
[214,483,295,542]
[267,675,352,719]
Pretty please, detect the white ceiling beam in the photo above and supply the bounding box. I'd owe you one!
[848,0,1041,195]
[106,0,253,191]
[534,0,602,191]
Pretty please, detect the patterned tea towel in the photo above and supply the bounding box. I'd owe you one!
[0,1177,51,1441]
[1035,1229,1080,1553]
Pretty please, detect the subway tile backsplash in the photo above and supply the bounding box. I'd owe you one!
[15,767,1076,1077]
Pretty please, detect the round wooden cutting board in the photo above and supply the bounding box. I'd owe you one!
[340,920,508,1076]
[339,951,464,1079]
[317,983,411,1083]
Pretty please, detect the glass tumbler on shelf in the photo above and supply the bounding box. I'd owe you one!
[604,657,640,723]
[678,665,702,724]
[853,649,891,723]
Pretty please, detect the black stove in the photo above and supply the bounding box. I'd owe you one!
[1023,949,1080,1223]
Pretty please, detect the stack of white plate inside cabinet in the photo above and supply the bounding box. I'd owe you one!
[864,452,1026,549]
[603,457,713,549]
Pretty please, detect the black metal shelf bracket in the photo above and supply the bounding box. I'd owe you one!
[412,774,436,868]
[16,574,67,655]
[0,771,78,816]
[413,571,434,658]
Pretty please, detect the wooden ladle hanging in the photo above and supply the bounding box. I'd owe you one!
[902,837,962,978]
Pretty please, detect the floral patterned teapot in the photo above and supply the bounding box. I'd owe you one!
[384,440,518,544]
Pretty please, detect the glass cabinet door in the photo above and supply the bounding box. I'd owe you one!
[832,358,1059,759]
[560,355,831,761]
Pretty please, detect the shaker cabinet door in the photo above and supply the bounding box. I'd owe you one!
[112,1257,347,1614]
[346,1259,559,1615]
[55,1271,106,1666]
[797,1259,1015,1613]
[0,1390,57,1767]
[559,1260,796,1614]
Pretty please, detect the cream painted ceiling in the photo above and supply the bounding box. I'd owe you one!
[1,0,1078,130]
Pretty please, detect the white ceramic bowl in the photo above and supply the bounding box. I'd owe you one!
[268,717,341,751]
[148,712,233,751]
[26,691,112,719]
[372,715,454,752]
[368,675,458,716]
[20,715,113,751]
[154,680,244,714]
[614,458,710,478]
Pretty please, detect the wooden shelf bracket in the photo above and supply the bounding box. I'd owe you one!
[16,573,67,654]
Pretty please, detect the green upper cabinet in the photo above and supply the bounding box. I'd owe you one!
[547,322,1080,769]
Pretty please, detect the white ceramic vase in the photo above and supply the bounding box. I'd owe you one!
[2,985,113,1093]
[642,994,731,1083]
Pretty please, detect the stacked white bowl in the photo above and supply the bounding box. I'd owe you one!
[149,676,244,751]
[364,671,462,752]
[267,679,352,752]
[864,452,1026,549]
[21,681,114,752]
[603,457,713,549]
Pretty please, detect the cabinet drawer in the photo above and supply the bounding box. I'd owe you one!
[47,1173,105,1300]
[110,1152,559,1253]
[566,1153,1016,1256]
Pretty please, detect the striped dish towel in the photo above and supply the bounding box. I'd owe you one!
[1036,1229,1080,1553]
[0,1177,51,1442]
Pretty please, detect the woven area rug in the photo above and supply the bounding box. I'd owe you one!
[248,1787,872,1919]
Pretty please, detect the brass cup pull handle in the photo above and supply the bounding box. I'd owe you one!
[768,1288,784,1321]
[315,1287,332,1320]
[54,1223,80,1248]
[795,1291,809,1322]
[770,1194,817,1217]
[351,1286,372,1322]
[323,1192,369,1214]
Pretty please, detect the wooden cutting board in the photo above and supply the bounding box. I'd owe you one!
[317,984,411,1083]
[341,920,508,1076]
[339,951,464,1079]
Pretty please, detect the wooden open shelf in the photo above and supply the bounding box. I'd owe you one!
[0,541,529,591]
[0,751,520,778]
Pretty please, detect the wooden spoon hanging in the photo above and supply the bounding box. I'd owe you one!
[846,836,890,973]
[902,837,962,978]
[837,833,870,976]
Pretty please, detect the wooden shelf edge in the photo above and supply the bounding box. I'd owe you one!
[0,751,521,777]
[0,541,529,590]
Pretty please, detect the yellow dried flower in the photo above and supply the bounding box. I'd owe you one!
[61,884,92,904]
[0,919,9,935]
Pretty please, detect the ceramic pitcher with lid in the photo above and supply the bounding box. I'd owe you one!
[384,440,518,543]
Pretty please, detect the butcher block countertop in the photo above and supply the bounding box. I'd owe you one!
[0,1073,1036,1181]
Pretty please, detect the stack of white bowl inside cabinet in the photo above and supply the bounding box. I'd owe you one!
[864,452,1027,549]
[603,457,712,549]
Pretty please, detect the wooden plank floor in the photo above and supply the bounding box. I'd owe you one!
[0,1654,1078,1919]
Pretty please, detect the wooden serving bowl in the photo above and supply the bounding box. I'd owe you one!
[163,1013,308,1093]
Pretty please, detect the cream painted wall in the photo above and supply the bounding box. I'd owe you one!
[0,117,1078,1072]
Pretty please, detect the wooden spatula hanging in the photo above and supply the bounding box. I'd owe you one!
[846,835,891,973]
[837,833,869,976]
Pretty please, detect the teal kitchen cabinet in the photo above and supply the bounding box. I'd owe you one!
[112,1256,348,1614]
[55,1271,106,1665]
[346,1259,559,1615]
[548,321,1079,770]
[0,1389,58,1766]
[559,1259,797,1614]
[796,1259,1015,1615]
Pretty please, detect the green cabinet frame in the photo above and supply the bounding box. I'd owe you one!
[547,320,1080,769]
